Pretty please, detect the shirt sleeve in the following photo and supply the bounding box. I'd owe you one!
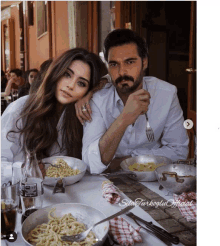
[82,100,109,174]
[134,87,189,161]
[1,97,26,162]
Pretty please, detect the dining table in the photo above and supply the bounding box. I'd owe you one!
[1,163,196,246]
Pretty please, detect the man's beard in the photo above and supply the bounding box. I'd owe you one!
[114,70,144,94]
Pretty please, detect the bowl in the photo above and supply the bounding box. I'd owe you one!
[120,155,172,181]
[21,203,109,246]
[42,156,87,186]
[155,164,196,194]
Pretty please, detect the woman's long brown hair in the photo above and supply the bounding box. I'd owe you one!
[7,48,104,160]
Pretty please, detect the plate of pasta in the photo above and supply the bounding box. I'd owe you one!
[21,203,109,246]
[42,156,87,186]
[120,155,172,182]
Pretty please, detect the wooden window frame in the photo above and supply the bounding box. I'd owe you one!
[36,1,48,39]
[1,18,15,71]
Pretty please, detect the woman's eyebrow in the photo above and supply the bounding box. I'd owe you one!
[67,67,90,84]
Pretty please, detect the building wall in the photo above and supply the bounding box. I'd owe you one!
[28,1,69,69]
[54,1,69,57]
[1,1,70,71]
[10,6,20,69]
[28,2,50,70]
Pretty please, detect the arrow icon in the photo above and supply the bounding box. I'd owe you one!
[183,119,193,130]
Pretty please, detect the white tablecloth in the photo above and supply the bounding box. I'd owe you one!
[2,171,182,246]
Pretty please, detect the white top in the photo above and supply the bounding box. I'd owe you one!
[82,76,189,174]
[1,96,67,162]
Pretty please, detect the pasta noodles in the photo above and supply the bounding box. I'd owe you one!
[46,158,80,179]
[27,208,97,246]
[128,162,164,172]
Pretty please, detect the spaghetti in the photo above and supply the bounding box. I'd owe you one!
[46,158,80,179]
[128,162,164,172]
[27,208,97,246]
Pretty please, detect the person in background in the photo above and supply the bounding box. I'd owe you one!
[4,69,24,97]
[1,48,106,164]
[81,29,189,174]
[29,59,53,94]
[18,69,39,98]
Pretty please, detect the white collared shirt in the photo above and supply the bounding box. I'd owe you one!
[1,96,67,162]
[82,76,189,174]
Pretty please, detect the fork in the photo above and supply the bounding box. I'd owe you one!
[61,205,135,242]
[145,113,155,142]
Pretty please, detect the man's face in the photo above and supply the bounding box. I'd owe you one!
[10,72,18,79]
[107,43,148,94]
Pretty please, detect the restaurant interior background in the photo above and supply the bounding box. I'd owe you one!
[1,1,196,159]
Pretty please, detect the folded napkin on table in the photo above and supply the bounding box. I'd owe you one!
[109,216,142,246]
[102,180,121,204]
[173,191,196,222]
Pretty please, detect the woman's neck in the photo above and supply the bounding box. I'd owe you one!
[56,102,64,120]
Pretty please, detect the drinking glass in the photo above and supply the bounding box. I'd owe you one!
[1,179,19,238]
[12,163,23,214]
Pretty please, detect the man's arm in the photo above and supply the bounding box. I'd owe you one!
[82,88,150,174]
[99,89,150,165]
[133,87,189,161]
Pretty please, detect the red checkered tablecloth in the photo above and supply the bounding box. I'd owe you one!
[173,192,196,222]
[102,180,121,204]
[109,216,142,246]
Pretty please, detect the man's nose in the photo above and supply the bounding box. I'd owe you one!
[118,64,127,76]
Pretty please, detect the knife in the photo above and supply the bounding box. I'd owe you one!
[126,212,179,244]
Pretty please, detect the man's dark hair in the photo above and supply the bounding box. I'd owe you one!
[104,29,148,61]
[10,68,23,77]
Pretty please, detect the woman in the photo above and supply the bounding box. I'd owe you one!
[18,69,39,98]
[1,48,105,163]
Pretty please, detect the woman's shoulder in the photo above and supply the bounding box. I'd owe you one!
[2,95,29,117]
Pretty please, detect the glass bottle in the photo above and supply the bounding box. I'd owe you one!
[20,151,44,223]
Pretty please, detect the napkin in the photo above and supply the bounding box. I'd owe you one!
[102,180,121,204]
[173,191,196,222]
[109,216,142,246]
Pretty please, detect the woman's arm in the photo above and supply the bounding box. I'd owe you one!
[75,78,108,125]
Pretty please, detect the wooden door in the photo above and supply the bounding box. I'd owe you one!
[187,2,197,158]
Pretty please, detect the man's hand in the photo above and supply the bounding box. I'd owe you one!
[121,89,151,126]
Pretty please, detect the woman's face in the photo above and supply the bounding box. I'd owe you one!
[55,60,91,106]
[28,71,38,84]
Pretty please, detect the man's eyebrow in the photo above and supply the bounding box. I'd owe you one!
[108,57,138,63]
[125,57,138,62]
[67,67,90,83]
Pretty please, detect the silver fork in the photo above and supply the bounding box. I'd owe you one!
[145,113,155,142]
[61,205,135,243]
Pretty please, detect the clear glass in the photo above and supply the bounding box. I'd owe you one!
[20,152,44,223]
[1,178,19,237]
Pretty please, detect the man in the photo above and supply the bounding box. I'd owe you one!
[82,29,189,174]
[4,69,24,97]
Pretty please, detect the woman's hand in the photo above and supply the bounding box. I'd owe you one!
[38,161,46,178]
[75,91,93,125]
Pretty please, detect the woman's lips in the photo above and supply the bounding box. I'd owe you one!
[61,90,72,98]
